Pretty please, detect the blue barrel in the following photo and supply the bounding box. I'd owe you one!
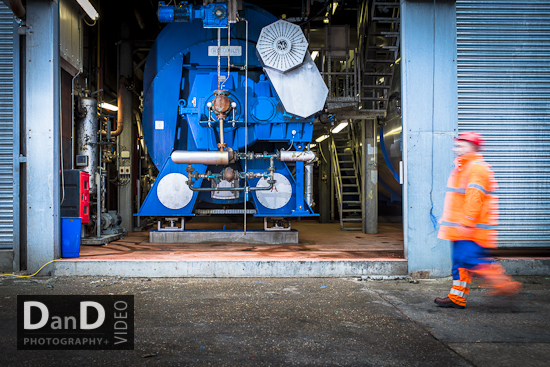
[61,217,81,258]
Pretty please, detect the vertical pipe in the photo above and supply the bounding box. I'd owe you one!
[96,172,101,238]
[306,0,310,42]
[244,19,248,234]
[71,71,81,170]
[330,142,334,221]
[19,20,26,270]
[327,8,332,96]
[217,27,221,90]
[96,0,101,102]
[227,22,230,80]
[353,49,359,98]
[305,162,314,207]
[219,117,224,150]
[296,160,305,212]
[101,170,106,213]
[136,179,140,226]
[98,129,102,215]
[137,142,141,228]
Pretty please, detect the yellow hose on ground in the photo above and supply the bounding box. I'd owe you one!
[0,258,62,278]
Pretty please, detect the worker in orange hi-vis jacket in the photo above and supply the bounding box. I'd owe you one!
[435,131,522,309]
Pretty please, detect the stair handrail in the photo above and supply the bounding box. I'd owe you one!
[349,123,363,203]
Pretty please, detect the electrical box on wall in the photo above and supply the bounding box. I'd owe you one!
[119,151,131,183]
[75,155,88,167]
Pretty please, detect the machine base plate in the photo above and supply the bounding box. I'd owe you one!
[150,229,298,244]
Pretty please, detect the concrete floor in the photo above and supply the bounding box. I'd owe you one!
[54,221,407,277]
[53,221,550,277]
[1,275,548,366]
[74,221,405,261]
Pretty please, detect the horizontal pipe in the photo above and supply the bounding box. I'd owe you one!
[172,150,229,165]
[188,183,273,192]
[279,150,315,162]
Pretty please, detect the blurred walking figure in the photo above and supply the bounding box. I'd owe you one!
[435,132,521,309]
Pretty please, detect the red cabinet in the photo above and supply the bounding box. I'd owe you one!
[61,170,90,224]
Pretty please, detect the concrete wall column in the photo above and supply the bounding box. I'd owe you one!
[118,31,134,232]
[318,139,331,223]
[362,119,378,233]
[25,0,60,273]
[401,0,457,276]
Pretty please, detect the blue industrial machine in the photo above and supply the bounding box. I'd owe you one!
[138,2,328,231]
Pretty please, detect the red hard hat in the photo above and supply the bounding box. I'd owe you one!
[455,131,484,147]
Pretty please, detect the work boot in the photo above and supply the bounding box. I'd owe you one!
[434,297,465,309]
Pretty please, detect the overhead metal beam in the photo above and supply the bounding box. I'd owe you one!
[333,112,385,120]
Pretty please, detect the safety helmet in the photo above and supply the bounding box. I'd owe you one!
[455,131,484,148]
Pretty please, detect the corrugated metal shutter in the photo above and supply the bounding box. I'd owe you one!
[457,1,550,247]
[0,4,14,250]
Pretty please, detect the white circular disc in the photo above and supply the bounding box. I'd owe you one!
[255,173,292,210]
[157,173,193,210]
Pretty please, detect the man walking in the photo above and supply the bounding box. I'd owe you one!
[435,132,521,309]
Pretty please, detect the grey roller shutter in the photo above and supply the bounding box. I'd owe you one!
[0,4,13,250]
[457,0,550,247]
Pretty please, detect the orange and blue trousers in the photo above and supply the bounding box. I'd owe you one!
[449,240,519,307]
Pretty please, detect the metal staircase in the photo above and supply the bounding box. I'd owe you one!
[320,1,401,231]
[361,0,400,115]
[330,127,363,231]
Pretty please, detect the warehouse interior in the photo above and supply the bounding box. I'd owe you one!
[13,0,404,268]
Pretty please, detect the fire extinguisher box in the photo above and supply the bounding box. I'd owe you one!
[61,217,81,258]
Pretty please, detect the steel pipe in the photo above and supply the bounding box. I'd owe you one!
[305,161,314,207]
[171,150,229,165]
[279,150,315,162]
[219,117,225,150]
[8,0,25,18]
[100,75,128,137]
[188,181,274,192]
[187,156,276,192]
[71,71,81,169]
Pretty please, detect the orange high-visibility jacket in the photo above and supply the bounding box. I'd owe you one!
[438,152,499,248]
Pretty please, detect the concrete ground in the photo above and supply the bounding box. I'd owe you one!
[1,275,549,366]
[73,222,404,261]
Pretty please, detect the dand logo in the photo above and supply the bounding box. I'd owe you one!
[17,295,134,350]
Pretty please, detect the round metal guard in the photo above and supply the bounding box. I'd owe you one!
[257,20,308,72]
